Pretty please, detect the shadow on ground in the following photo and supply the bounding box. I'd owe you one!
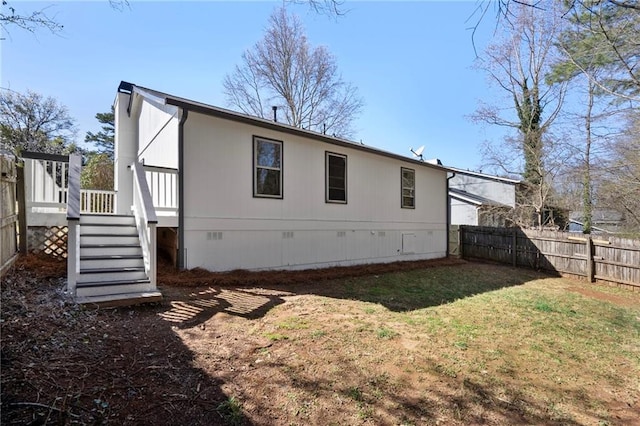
[156,258,548,329]
[0,256,252,426]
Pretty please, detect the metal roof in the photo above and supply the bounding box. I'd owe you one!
[449,188,509,207]
[447,166,521,184]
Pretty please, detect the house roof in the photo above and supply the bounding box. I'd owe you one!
[118,81,451,173]
[568,220,617,234]
[448,188,509,207]
[447,166,521,184]
[569,209,624,224]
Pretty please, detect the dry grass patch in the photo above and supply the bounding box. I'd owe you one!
[170,263,639,425]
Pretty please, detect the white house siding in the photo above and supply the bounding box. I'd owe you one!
[181,112,447,271]
[450,174,516,207]
[114,93,137,214]
[450,199,478,226]
[136,98,179,169]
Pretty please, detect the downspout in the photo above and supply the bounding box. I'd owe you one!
[178,108,189,269]
[446,171,456,257]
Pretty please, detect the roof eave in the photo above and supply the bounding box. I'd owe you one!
[448,166,521,184]
[122,82,451,173]
[165,96,449,172]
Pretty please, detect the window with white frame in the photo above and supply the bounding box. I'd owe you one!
[326,152,347,203]
[253,136,282,198]
[401,167,415,208]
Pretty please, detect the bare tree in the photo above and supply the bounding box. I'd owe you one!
[544,0,639,233]
[288,0,345,16]
[0,1,63,34]
[480,130,573,228]
[598,115,640,235]
[1,1,342,36]
[471,1,640,98]
[1,1,129,35]
[223,7,363,139]
[0,89,78,155]
[548,72,618,234]
[472,1,567,228]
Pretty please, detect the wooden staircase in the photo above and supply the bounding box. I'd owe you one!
[74,214,162,307]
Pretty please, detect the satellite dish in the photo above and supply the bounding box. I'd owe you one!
[410,145,425,161]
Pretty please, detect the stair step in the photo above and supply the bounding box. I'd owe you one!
[77,269,148,283]
[76,278,151,288]
[81,266,145,274]
[75,291,162,308]
[80,215,136,226]
[81,243,141,248]
[81,225,137,235]
[80,254,143,269]
[80,255,144,269]
[75,279,154,297]
[80,245,143,256]
[81,234,140,245]
[81,254,143,260]
[80,233,138,238]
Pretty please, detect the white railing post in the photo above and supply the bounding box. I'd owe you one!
[66,221,79,295]
[66,154,82,296]
[149,222,157,289]
[24,157,34,206]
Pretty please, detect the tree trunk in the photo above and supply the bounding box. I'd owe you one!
[582,80,594,234]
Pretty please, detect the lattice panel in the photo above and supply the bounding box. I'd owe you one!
[28,226,68,259]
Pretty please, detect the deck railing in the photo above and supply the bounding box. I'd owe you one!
[80,189,115,214]
[144,165,178,216]
[23,154,116,216]
[23,155,176,218]
[23,152,69,214]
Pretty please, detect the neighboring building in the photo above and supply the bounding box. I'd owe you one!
[447,167,520,227]
[113,81,451,272]
[568,210,625,234]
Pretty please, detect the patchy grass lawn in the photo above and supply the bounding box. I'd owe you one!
[2,257,639,425]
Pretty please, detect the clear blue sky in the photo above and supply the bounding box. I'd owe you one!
[1,1,510,171]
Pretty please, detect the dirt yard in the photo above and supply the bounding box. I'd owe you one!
[2,255,639,425]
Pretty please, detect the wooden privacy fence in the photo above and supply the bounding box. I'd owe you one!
[1,151,18,276]
[455,226,640,290]
[448,225,461,257]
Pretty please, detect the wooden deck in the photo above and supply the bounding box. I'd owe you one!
[21,153,168,307]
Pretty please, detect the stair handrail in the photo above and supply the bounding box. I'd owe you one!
[66,154,82,296]
[131,160,158,290]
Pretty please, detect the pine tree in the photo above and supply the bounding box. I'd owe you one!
[85,106,114,159]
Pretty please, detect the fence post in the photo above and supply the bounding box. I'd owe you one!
[586,236,594,283]
[459,226,464,259]
[512,228,517,267]
[16,165,27,253]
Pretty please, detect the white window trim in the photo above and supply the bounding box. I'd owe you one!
[253,136,283,199]
[401,167,415,209]
[326,152,347,204]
